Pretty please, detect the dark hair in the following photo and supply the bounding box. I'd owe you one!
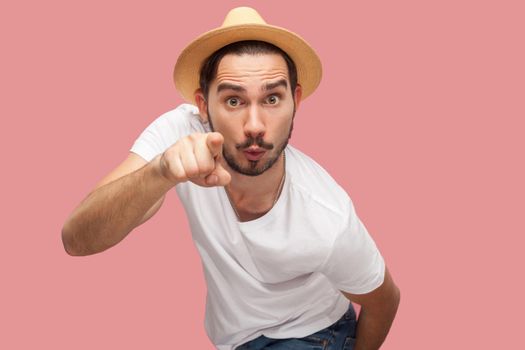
[199,40,298,99]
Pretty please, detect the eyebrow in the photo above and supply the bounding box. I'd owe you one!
[262,79,288,92]
[216,79,288,94]
[216,83,246,94]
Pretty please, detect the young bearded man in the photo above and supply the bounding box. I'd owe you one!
[62,7,400,350]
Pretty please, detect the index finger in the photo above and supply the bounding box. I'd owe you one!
[206,132,224,158]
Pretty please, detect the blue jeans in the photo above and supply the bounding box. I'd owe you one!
[235,304,357,350]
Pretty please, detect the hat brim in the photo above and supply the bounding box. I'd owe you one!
[173,23,322,104]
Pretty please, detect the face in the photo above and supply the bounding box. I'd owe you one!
[196,53,302,176]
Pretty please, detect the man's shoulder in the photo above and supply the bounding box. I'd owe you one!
[161,103,200,122]
[286,145,350,218]
[154,103,208,133]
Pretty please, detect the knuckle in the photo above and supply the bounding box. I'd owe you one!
[164,146,176,158]
[173,167,187,182]
[188,132,203,143]
[180,137,191,149]
[163,159,182,182]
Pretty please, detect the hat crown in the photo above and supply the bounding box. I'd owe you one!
[221,7,267,27]
[174,6,322,104]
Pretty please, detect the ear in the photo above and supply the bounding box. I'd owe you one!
[293,84,303,110]
[194,89,209,123]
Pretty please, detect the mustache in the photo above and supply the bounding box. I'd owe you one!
[235,136,274,150]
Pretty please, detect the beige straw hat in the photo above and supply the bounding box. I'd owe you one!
[173,6,322,104]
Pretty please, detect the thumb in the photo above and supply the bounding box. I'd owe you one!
[206,132,224,158]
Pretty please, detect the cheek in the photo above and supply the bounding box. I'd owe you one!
[274,109,294,130]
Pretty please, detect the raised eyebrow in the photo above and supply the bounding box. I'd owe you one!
[216,83,246,94]
[262,79,288,92]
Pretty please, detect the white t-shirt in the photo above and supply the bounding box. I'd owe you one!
[130,104,385,350]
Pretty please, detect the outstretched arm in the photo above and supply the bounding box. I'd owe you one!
[61,132,230,256]
[61,153,174,256]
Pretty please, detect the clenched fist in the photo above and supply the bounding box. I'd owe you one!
[158,132,231,187]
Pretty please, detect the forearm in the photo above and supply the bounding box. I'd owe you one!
[62,154,174,256]
[353,289,400,350]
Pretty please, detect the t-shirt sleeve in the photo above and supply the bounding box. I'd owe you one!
[129,104,197,162]
[318,199,385,294]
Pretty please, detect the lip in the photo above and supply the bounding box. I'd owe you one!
[243,149,266,161]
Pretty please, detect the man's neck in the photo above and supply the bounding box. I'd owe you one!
[224,153,286,221]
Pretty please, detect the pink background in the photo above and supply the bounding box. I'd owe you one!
[1,0,523,348]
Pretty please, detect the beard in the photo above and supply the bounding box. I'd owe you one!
[207,108,294,177]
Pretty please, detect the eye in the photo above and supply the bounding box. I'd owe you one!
[226,97,240,107]
[266,95,280,105]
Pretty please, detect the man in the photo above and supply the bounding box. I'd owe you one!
[62,7,400,350]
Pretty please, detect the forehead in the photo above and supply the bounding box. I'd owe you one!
[214,53,290,86]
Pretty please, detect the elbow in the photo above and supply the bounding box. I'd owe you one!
[61,222,117,256]
[61,222,91,256]
[61,225,81,256]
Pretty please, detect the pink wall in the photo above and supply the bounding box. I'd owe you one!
[1,0,523,348]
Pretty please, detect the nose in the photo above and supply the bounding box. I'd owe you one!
[243,105,265,139]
